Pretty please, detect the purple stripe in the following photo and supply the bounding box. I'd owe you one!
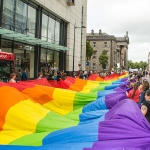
[83,100,150,149]
[105,92,127,109]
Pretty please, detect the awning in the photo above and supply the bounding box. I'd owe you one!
[0,27,70,51]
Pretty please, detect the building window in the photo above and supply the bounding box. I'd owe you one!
[14,42,35,78]
[92,51,97,59]
[93,42,96,47]
[42,12,61,44]
[93,56,96,59]
[1,39,12,53]
[93,63,96,66]
[104,42,107,47]
[48,17,55,43]
[55,21,60,44]
[93,51,97,55]
[93,67,96,70]
[41,14,48,41]
[3,0,36,37]
[54,51,59,70]
[40,49,59,73]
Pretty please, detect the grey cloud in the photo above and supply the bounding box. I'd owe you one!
[87,0,150,62]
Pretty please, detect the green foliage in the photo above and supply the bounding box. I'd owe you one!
[99,49,108,69]
[128,60,148,70]
[86,41,94,61]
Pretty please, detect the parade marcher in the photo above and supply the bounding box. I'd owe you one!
[9,73,17,83]
[126,83,141,103]
[141,90,150,123]
[37,72,43,79]
[21,69,28,81]
[139,81,150,104]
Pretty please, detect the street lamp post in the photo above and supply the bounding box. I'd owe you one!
[73,25,86,73]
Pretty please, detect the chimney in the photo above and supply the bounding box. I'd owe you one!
[91,29,94,35]
[126,31,128,37]
[99,29,101,34]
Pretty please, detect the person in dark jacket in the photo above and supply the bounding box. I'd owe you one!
[139,81,149,104]
[141,90,150,123]
[21,69,27,81]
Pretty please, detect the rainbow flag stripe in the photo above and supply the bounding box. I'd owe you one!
[1,73,150,149]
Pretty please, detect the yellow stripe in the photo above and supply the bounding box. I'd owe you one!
[82,80,99,92]
[80,89,91,94]
[52,89,76,111]
[0,99,49,144]
[43,100,70,115]
[0,131,31,144]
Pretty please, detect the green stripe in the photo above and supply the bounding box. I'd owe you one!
[36,111,79,133]
[9,111,79,146]
[73,92,98,110]
[9,132,49,146]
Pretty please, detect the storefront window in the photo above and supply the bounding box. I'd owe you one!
[48,17,55,43]
[47,50,53,69]
[40,48,47,71]
[14,42,34,79]
[54,51,59,70]
[26,46,35,78]
[55,21,60,44]
[1,39,12,53]
[41,14,48,41]
[40,49,59,73]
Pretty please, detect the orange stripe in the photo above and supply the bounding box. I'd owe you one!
[22,85,55,105]
[36,85,55,100]
[69,78,87,91]
[0,86,30,130]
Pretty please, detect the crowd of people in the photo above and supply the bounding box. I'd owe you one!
[126,71,150,123]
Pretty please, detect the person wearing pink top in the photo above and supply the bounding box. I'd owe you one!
[126,83,141,103]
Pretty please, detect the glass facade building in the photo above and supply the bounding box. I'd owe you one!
[0,0,67,78]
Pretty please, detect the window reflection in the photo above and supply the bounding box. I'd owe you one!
[42,13,60,44]
[27,6,36,37]
[54,51,59,70]
[48,17,55,43]
[55,21,60,44]
[41,14,48,41]
[14,43,35,78]
[15,0,27,33]
[3,0,36,37]
[1,39,12,53]
[40,49,59,73]
[3,0,15,30]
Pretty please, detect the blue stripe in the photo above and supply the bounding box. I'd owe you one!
[82,96,107,113]
[97,90,115,98]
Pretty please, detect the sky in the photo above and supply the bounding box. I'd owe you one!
[87,0,150,62]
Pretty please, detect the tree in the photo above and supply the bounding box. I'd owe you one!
[128,60,148,70]
[128,60,134,69]
[86,41,93,61]
[99,49,108,70]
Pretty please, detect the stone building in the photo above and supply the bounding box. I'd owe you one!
[86,30,129,71]
[0,0,87,77]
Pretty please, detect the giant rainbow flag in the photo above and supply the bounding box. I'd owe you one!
[1,73,150,150]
